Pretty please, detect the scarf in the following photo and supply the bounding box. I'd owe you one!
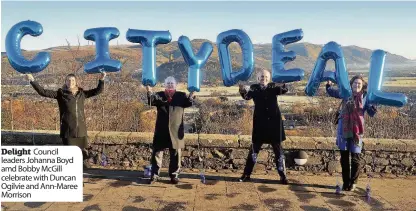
[165,89,176,103]
[341,92,365,144]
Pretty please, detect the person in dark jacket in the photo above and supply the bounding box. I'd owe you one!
[326,75,377,191]
[238,70,288,184]
[26,72,106,168]
[146,76,195,184]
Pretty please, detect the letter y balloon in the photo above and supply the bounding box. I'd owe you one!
[178,36,213,92]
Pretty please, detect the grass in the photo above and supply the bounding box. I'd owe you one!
[383,78,416,87]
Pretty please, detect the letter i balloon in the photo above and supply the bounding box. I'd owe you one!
[84,27,122,74]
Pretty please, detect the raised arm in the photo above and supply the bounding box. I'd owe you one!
[272,83,288,95]
[326,83,342,99]
[239,84,255,100]
[364,103,377,117]
[147,91,167,107]
[84,72,106,98]
[27,74,58,99]
[182,92,195,108]
[30,81,58,99]
[84,80,104,98]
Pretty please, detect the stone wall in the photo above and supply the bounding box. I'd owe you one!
[2,130,416,176]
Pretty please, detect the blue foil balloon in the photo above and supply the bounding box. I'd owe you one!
[272,29,305,83]
[335,184,342,194]
[200,172,206,184]
[84,27,121,74]
[366,50,407,107]
[101,153,107,166]
[216,29,254,87]
[321,70,337,83]
[5,20,50,74]
[126,29,172,86]
[305,41,352,99]
[178,36,213,92]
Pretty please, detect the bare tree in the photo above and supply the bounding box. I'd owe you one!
[65,38,85,74]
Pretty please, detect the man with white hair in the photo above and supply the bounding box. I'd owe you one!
[238,69,289,184]
[146,76,195,184]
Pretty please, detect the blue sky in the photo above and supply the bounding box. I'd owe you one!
[2,1,416,59]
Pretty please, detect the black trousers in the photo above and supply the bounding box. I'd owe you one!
[340,150,361,185]
[243,142,286,178]
[62,137,88,160]
[151,148,181,179]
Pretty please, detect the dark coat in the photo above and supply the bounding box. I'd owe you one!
[30,80,104,138]
[147,91,194,150]
[240,83,288,144]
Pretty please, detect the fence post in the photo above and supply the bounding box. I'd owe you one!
[102,105,105,131]
[10,98,14,131]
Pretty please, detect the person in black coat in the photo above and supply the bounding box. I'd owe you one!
[238,70,288,184]
[26,72,105,168]
[146,76,195,184]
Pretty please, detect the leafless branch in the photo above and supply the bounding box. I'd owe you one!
[64,38,85,74]
[77,35,81,51]
[65,39,71,51]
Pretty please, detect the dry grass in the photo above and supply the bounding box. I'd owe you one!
[2,93,414,139]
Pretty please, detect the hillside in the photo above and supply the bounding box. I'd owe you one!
[1,40,414,84]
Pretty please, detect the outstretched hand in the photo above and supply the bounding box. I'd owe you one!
[145,85,152,92]
[189,91,195,98]
[238,82,247,92]
[25,74,34,82]
[327,80,333,86]
[276,83,286,88]
[100,72,106,80]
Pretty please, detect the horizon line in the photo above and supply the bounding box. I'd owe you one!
[4,41,415,60]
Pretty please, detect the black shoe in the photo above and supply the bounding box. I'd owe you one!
[342,183,351,191]
[170,177,179,184]
[149,177,158,185]
[280,177,288,185]
[239,175,251,182]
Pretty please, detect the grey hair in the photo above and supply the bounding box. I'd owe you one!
[164,76,177,85]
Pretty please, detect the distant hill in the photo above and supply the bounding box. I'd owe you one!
[1,40,414,84]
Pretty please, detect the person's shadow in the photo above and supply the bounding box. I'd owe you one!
[84,168,334,190]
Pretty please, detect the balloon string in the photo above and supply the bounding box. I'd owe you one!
[148,83,152,109]
[198,133,205,184]
[369,149,376,184]
[251,143,257,163]
[193,109,205,184]
[366,150,375,202]
[330,106,341,193]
